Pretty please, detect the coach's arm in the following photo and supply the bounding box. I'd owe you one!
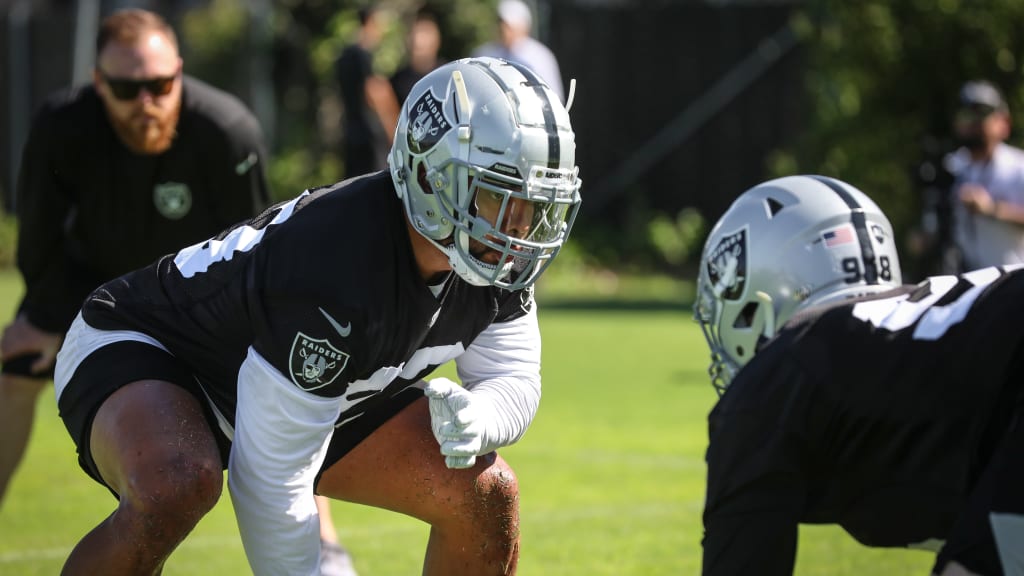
[14,102,83,334]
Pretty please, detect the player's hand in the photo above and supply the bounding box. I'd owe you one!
[0,314,62,374]
[424,377,489,469]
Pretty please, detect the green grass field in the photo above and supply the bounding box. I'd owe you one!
[0,268,936,574]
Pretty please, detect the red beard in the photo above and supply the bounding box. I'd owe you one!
[108,99,180,155]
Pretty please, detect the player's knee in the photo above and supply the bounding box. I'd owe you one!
[472,459,520,523]
[431,457,520,531]
[121,452,223,521]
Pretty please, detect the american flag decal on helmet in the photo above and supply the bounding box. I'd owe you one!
[823,225,855,248]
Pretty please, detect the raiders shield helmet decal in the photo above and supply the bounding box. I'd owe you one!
[153,182,193,220]
[289,332,349,391]
[407,90,452,154]
[706,228,747,301]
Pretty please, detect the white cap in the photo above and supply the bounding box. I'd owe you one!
[498,0,532,30]
[959,80,1008,112]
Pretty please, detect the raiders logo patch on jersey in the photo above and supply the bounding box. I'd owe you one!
[289,332,349,391]
[153,182,193,220]
[520,285,535,314]
[706,227,747,301]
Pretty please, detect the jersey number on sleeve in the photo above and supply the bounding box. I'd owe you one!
[173,193,306,278]
[851,267,1008,340]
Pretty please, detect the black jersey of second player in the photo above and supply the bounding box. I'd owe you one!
[80,171,530,431]
[702,266,1024,576]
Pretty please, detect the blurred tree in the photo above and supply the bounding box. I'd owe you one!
[778,0,1024,275]
[178,0,498,202]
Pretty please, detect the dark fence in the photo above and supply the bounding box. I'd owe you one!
[543,0,805,228]
[1,0,805,232]
[2,2,77,213]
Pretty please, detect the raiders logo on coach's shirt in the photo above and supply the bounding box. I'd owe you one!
[153,182,192,220]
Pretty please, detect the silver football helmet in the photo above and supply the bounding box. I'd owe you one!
[389,56,582,289]
[694,175,902,393]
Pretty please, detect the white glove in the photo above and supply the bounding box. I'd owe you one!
[424,377,492,469]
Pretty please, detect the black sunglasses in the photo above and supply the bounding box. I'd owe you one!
[101,72,177,101]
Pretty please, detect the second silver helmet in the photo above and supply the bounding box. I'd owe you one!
[694,175,903,392]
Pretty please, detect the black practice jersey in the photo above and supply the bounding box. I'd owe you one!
[703,266,1024,575]
[81,171,533,436]
[16,76,268,332]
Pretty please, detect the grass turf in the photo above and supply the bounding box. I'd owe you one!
[0,268,935,574]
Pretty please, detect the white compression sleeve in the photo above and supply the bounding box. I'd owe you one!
[455,304,542,453]
[229,348,341,576]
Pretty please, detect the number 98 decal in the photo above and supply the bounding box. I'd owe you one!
[841,255,893,284]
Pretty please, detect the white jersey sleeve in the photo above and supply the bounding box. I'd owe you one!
[455,303,542,452]
[229,347,341,576]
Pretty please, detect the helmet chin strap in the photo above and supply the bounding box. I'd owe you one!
[441,240,508,287]
[445,242,490,287]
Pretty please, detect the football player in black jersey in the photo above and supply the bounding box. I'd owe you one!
[51,56,581,575]
[694,175,1024,576]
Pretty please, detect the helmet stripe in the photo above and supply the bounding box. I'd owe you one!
[505,61,561,169]
[807,175,879,284]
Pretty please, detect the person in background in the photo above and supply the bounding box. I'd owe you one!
[390,9,446,107]
[946,80,1024,270]
[0,8,355,576]
[335,4,400,178]
[473,0,564,102]
[694,174,1024,576]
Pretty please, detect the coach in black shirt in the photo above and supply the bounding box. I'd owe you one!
[0,7,268,512]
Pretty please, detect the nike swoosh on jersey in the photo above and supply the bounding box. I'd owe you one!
[235,152,258,175]
[319,307,352,337]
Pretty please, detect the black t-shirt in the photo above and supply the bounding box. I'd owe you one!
[16,75,269,332]
[702,266,1024,575]
[390,59,447,108]
[335,44,385,143]
[389,66,421,109]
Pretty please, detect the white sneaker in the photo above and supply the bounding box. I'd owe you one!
[320,540,359,576]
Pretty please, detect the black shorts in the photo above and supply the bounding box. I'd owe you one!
[59,338,423,495]
[57,340,231,494]
[314,385,421,489]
